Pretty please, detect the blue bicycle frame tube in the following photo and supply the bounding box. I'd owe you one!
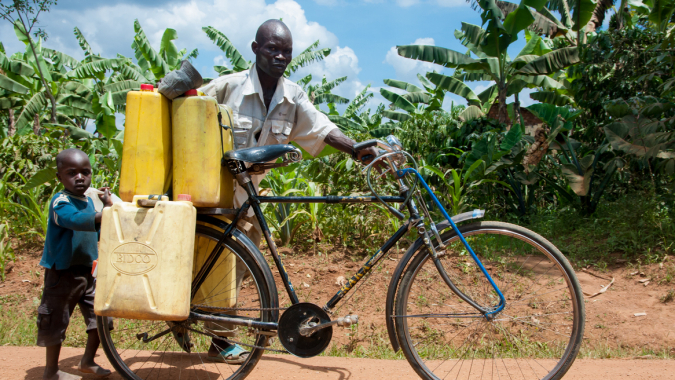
[398,168,506,315]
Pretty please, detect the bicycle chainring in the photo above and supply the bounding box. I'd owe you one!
[278,303,332,358]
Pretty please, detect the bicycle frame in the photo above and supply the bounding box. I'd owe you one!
[190,158,506,331]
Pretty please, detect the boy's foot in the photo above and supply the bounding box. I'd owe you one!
[77,361,111,377]
[43,370,82,380]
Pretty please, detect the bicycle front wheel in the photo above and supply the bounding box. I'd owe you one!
[98,224,275,380]
[394,221,584,380]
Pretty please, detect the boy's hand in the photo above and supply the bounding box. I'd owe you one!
[98,187,113,208]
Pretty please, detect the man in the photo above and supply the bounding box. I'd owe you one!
[198,19,378,364]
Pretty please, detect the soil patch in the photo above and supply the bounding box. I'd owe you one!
[1,346,674,380]
[2,243,675,353]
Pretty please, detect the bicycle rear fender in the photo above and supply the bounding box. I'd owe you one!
[385,210,484,352]
[196,215,280,322]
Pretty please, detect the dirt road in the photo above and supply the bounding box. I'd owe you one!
[1,346,673,380]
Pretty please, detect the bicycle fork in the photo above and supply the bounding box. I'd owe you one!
[400,168,507,319]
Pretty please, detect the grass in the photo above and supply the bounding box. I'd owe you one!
[525,191,675,269]
[0,294,90,347]
[0,298,673,361]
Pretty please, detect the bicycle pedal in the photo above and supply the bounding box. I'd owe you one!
[336,314,359,327]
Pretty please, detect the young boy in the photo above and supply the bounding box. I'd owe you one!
[37,148,113,380]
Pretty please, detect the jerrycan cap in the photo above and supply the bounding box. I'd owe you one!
[140,84,154,91]
[176,194,192,201]
[184,89,198,97]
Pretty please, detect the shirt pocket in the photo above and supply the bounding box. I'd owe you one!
[269,119,293,144]
[233,114,254,148]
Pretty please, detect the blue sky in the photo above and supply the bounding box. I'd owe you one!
[0,0,617,119]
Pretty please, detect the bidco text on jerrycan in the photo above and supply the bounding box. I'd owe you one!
[119,84,172,202]
[94,196,196,320]
[172,89,235,208]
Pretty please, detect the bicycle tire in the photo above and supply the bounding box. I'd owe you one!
[394,221,585,380]
[98,224,276,380]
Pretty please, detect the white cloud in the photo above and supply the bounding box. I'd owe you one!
[384,37,443,85]
[291,46,367,110]
[396,0,420,6]
[1,0,339,68]
[435,0,466,7]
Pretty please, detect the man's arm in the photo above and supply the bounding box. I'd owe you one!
[324,129,379,164]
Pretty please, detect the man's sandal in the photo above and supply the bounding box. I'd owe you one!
[207,344,250,365]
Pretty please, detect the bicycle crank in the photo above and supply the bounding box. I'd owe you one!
[278,303,334,358]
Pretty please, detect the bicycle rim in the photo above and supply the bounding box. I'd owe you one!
[98,225,273,380]
[394,221,585,380]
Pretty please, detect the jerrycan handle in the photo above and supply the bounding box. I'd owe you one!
[137,194,164,208]
[137,199,158,208]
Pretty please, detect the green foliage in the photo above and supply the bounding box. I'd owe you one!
[0,223,14,281]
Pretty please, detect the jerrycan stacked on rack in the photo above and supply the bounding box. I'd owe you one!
[94,195,197,320]
[173,90,238,310]
[172,89,235,208]
[119,84,172,202]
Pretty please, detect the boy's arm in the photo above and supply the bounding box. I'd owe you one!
[52,197,97,232]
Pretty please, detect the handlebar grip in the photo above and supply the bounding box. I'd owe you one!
[353,139,378,152]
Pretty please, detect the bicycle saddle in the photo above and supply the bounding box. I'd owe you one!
[223,144,298,164]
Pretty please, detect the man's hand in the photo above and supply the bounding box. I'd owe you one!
[324,129,387,172]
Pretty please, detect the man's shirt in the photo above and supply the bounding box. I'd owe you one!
[199,65,339,212]
[199,65,338,157]
[40,190,99,270]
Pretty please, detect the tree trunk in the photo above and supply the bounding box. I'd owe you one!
[514,92,522,129]
[498,86,508,127]
[22,22,57,124]
[8,109,16,137]
[33,113,40,135]
[617,0,629,30]
[585,0,615,33]
[0,68,17,137]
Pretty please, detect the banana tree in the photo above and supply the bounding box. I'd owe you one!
[1,2,59,126]
[603,96,675,175]
[625,0,675,33]
[132,20,198,82]
[398,0,580,125]
[379,73,448,123]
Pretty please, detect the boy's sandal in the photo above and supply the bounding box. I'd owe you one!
[207,344,250,365]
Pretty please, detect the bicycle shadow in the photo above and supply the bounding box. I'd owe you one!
[22,350,353,380]
[259,355,353,380]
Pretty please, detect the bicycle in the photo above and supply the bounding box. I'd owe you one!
[97,135,585,380]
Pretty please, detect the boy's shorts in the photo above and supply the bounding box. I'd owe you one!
[36,265,112,347]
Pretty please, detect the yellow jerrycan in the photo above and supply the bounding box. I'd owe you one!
[192,215,238,311]
[119,84,172,202]
[94,195,196,321]
[172,90,234,208]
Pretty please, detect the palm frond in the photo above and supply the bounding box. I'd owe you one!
[202,26,251,71]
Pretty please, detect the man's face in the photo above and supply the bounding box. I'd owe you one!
[253,28,293,79]
[56,153,92,196]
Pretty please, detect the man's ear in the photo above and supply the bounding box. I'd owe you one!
[251,40,259,55]
[55,171,62,183]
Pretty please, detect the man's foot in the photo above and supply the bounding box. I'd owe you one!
[207,343,250,365]
[43,369,82,380]
[77,361,111,377]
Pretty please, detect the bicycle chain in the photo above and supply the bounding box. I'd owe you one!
[182,324,288,353]
[188,304,288,353]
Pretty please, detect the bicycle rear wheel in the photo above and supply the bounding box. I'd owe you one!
[98,224,275,380]
[394,221,584,380]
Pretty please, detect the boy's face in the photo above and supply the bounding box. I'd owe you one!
[56,153,92,196]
